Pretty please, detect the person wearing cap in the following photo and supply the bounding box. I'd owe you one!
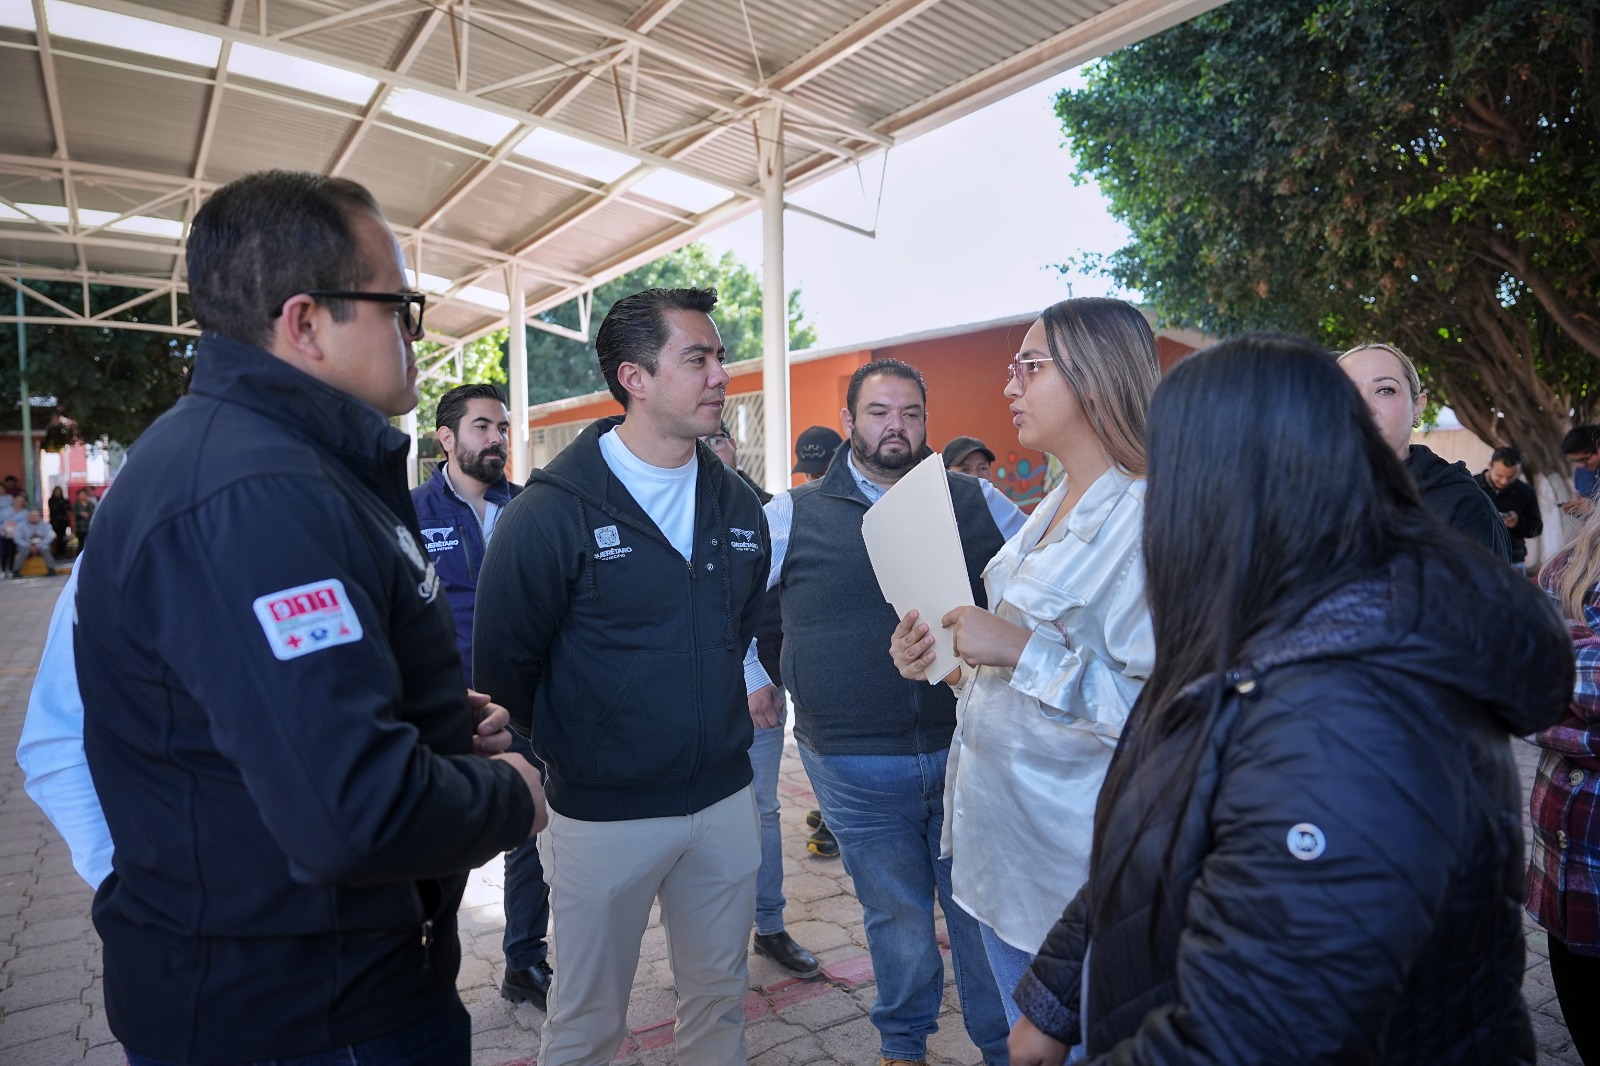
[792,424,843,482]
[943,436,995,479]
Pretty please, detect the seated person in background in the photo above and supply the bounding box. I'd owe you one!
[12,508,57,576]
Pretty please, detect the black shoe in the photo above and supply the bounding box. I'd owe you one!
[753,930,821,978]
[806,822,839,858]
[805,809,822,830]
[501,959,553,1010]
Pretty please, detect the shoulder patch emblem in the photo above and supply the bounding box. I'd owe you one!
[728,526,760,552]
[594,524,620,548]
[396,524,427,571]
[252,579,364,661]
[1287,823,1326,861]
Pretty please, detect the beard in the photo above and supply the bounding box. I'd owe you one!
[850,428,920,476]
[456,444,507,483]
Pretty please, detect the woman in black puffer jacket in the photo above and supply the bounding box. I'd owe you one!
[1010,334,1573,1066]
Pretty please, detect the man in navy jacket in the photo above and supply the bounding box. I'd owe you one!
[75,171,544,1065]
[412,383,552,1009]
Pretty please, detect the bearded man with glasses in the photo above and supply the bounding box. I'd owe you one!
[73,170,545,1066]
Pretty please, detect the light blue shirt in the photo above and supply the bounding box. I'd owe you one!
[16,566,113,889]
[743,452,1028,692]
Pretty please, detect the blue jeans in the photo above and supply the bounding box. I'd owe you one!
[978,920,1032,1029]
[749,693,788,936]
[125,996,469,1065]
[799,745,1010,1065]
[503,733,550,969]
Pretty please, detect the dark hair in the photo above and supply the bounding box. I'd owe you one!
[435,383,508,436]
[1091,333,1437,936]
[1490,445,1523,468]
[187,170,383,348]
[1563,425,1600,455]
[845,359,926,416]
[594,287,719,408]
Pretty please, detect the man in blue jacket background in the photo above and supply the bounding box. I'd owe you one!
[412,382,553,1009]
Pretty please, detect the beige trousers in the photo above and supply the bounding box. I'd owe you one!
[538,786,760,1066]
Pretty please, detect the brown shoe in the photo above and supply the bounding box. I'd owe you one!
[879,1059,927,1066]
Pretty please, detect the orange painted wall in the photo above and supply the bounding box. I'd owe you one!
[0,434,45,503]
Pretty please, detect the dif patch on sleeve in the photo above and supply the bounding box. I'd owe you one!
[252,579,364,661]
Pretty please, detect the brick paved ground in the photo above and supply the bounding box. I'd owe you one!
[0,570,1585,1063]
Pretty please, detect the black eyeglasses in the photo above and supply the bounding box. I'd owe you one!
[700,434,732,447]
[303,290,427,339]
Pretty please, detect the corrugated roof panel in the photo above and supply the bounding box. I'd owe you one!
[0,47,57,159]
[653,0,876,84]
[339,125,483,228]
[154,0,227,22]
[0,0,1219,347]
[672,125,762,189]
[267,7,424,75]
[431,168,583,250]
[55,55,210,174]
[530,196,677,275]
[204,92,362,183]
[404,8,608,99]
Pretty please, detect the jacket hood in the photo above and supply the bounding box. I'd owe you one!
[527,415,726,537]
[1236,546,1572,737]
[1406,444,1476,494]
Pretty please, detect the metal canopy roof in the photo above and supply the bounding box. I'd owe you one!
[0,0,1221,356]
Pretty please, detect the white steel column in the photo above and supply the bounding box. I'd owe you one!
[505,262,531,479]
[401,407,419,488]
[757,104,789,493]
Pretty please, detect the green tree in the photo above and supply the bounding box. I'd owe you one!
[0,282,193,448]
[523,242,818,404]
[1054,0,1597,477]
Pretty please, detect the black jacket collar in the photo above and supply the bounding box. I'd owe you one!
[189,332,410,473]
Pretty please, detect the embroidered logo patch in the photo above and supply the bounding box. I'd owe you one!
[593,525,620,548]
[420,526,459,552]
[396,525,427,571]
[253,579,363,661]
[1287,823,1327,861]
[728,526,760,552]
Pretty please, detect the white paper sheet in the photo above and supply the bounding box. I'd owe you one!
[861,453,975,685]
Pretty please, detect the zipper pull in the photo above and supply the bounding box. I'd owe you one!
[420,919,433,970]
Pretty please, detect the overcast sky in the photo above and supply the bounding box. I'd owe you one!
[700,68,1134,350]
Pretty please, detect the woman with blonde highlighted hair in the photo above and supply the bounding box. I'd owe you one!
[1338,342,1509,559]
[890,297,1158,1032]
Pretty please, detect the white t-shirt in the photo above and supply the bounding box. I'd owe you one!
[598,429,698,561]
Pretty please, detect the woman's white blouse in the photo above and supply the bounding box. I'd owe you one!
[943,468,1153,953]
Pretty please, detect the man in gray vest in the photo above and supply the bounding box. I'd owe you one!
[744,359,1017,1066]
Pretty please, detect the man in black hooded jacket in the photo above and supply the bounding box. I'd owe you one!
[475,288,770,1066]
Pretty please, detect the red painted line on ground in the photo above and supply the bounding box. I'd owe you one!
[494,949,891,1064]
[822,952,876,989]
